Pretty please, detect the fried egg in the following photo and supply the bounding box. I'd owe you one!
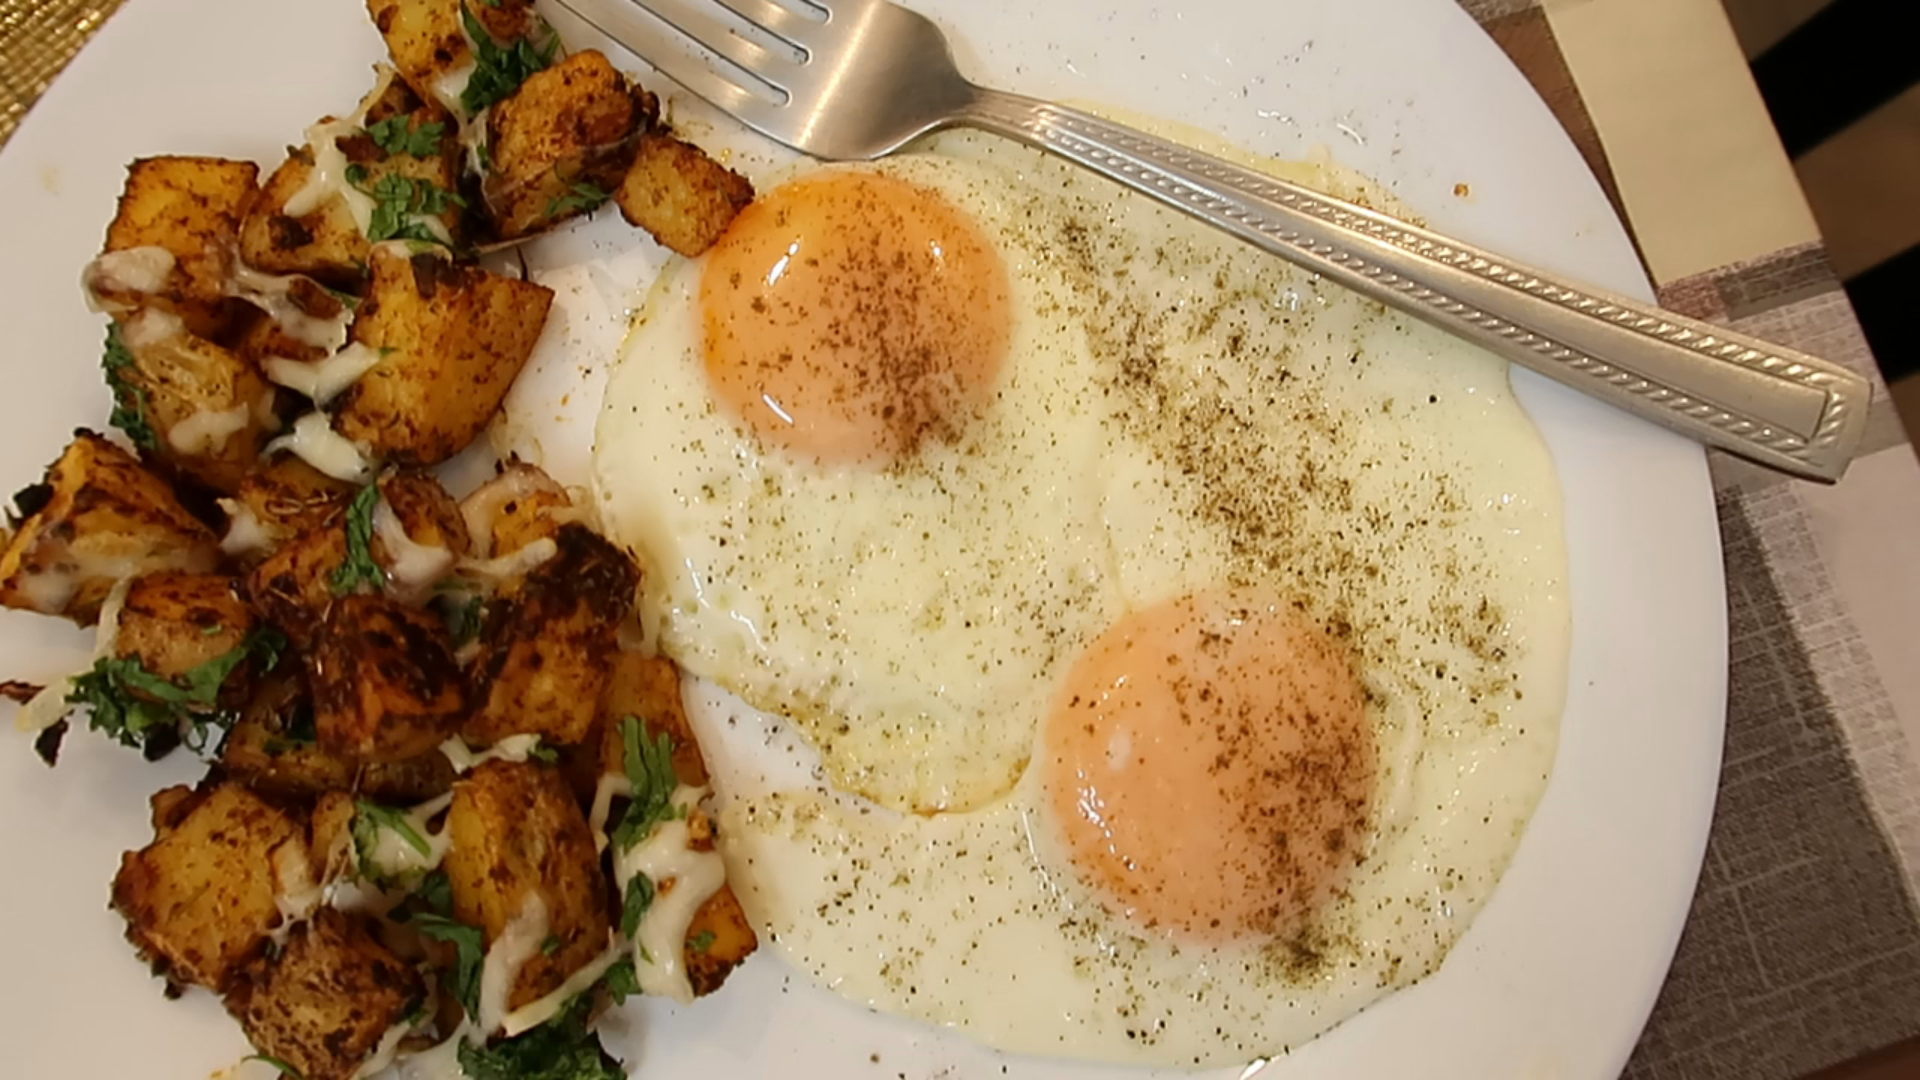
[592,130,1569,1066]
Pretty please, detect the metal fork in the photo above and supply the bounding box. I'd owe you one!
[552,0,1870,482]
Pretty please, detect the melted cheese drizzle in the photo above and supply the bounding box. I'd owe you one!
[362,792,455,881]
[456,537,557,584]
[120,306,184,349]
[437,733,544,774]
[499,938,625,1038]
[266,411,372,482]
[458,467,570,559]
[82,246,175,312]
[13,575,134,732]
[217,499,271,557]
[228,263,354,353]
[270,839,322,948]
[373,499,455,597]
[478,893,551,1036]
[347,1019,414,1080]
[610,785,726,1003]
[167,403,251,455]
[265,341,384,406]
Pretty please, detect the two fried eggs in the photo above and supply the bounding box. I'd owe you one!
[591,131,1568,1067]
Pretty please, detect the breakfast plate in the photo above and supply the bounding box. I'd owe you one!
[0,0,1726,1078]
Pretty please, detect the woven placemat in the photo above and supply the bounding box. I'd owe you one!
[0,0,123,149]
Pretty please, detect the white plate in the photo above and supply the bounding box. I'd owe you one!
[0,0,1726,1078]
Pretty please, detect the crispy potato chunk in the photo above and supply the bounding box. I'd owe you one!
[0,432,219,624]
[616,130,753,257]
[112,571,256,703]
[333,249,553,467]
[223,671,456,802]
[243,516,349,649]
[460,462,573,559]
[228,909,422,1080]
[483,51,651,241]
[367,0,473,109]
[111,783,305,992]
[94,156,258,339]
[684,886,756,997]
[375,470,471,589]
[445,760,611,1010]
[225,454,356,561]
[465,524,640,747]
[116,314,278,493]
[309,594,466,763]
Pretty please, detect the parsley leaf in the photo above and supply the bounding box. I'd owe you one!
[601,956,639,1005]
[619,872,654,941]
[545,181,610,219]
[366,115,447,158]
[101,324,158,451]
[414,913,485,1019]
[351,799,430,883]
[456,994,623,1080]
[66,630,281,758]
[329,483,385,595]
[343,166,464,245]
[610,716,681,852]
[243,1054,306,1080]
[690,929,716,955]
[459,4,558,116]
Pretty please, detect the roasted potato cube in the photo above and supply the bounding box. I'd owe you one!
[445,760,611,1010]
[224,275,353,369]
[111,783,305,992]
[229,909,422,1080]
[244,514,350,647]
[616,130,753,257]
[460,462,573,560]
[375,470,471,598]
[238,147,368,286]
[483,51,651,240]
[367,0,475,110]
[596,649,707,787]
[224,454,356,562]
[115,312,278,493]
[92,156,258,339]
[0,432,218,624]
[309,594,466,763]
[333,248,553,466]
[465,524,640,747]
[112,571,257,703]
[223,671,456,802]
[684,886,756,997]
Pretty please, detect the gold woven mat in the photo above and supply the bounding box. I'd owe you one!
[0,0,125,150]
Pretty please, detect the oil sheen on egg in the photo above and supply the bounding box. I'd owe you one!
[593,130,1569,1067]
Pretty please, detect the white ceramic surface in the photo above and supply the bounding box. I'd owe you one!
[0,0,1726,1078]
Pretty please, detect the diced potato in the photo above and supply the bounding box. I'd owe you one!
[459,462,572,559]
[308,594,466,763]
[226,293,337,367]
[223,671,456,802]
[116,314,279,493]
[228,909,422,1080]
[225,454,356,560]
[376,470,471,569]
[684,886,756,997]
[465,524,640,747]
[615,129,753,257]
[111,571,257,704]
[0,432,219,624]
[244,513,350,648]
[366,0,474,110]
[111,783,305,992]
[95,156,259,339]
[333,248,553,466]
[444,760,610,1010]
[483,50,651,241]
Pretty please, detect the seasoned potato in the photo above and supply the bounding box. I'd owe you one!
[444,760,610,1010]
[375,470,471,597]
[332,248,553,466]
[112,571,256,703]
[115,314,278,493]
[225,288,342,367]
[308,594,466,763]
[228,909,422,1080]
[684,886,756,997]
[225,454,356,561]
[0,432,219,624]
[223,671,456,802]
[244,513,351,647]
[615,129,754,257]
[93,156,258,339]
[111,783,305,992]
[366,0,474,109]
[483,51,651,240]
[465,524,640,747]
[460,462,572,558]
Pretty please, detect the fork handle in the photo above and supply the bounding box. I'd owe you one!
[959,89,1868,482]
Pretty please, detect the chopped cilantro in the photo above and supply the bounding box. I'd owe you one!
[391,869,453,924]
[66,629,282,758]
[366,114,447,158]
[444,592,486,648]
[528,741,559,764]
[600,956,639,1005]
[455,994,623,1080]
[540,933,562,956]
[690,929,716,955]
[414,912,485,1019]
[242,1054,306,1080]
[329,483,385,595]
[545,180,610,219]
[343,165,464,245]
[351,799,430,883]
[620,872,654,941]
[610,716,681,852]
[101,324,158,451]
[459,4,558,116]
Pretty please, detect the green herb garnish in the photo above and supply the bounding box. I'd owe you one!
[101,324,157,451]
[459,4,558,116]
[366,115,447,158]
[528,741,559,764]
[455,994,623,1080]
[351,799,431,883]
[414,913,485,1019]
[344,165,464,245]
[67,629,284,758]
[600,956,639,1005]
[444,593,486,649]
[619,872,654,941]
[610,716,681,852]
[540,933,563,956]
[545,180,610,219]
[329,483,385,595]
[690,929,716,955]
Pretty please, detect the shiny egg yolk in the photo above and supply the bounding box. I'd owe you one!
[1044,589,1375,942]
[699,170,1013,466]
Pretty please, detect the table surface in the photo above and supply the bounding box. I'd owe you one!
[5,0,1919,1077]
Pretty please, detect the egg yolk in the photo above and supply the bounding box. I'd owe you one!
[699,170,1012,466]
[1043,589,1375,942]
